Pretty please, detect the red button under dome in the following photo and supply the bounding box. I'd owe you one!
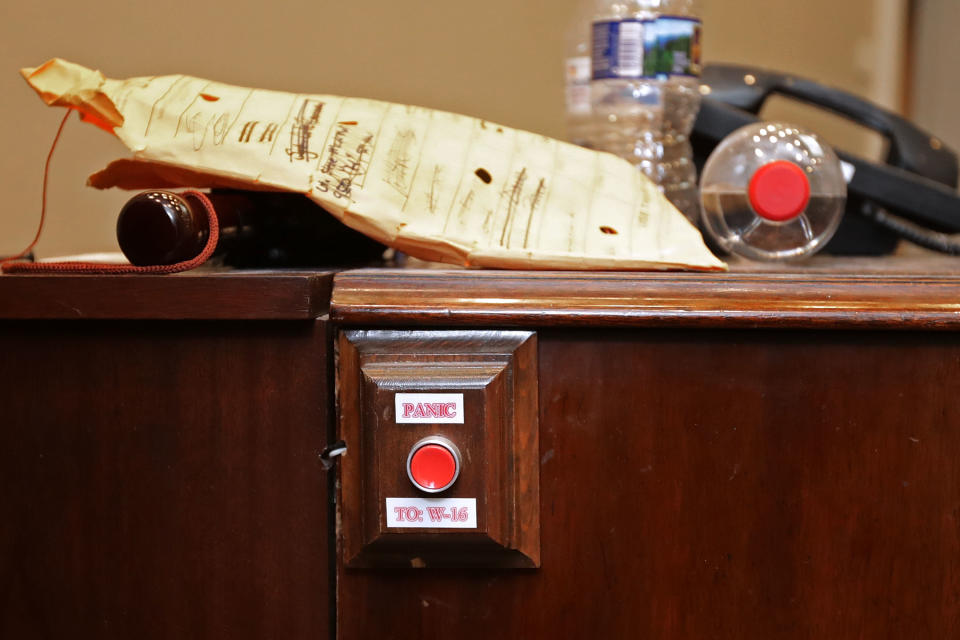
[409,443,458,492]
[748,160,811,222]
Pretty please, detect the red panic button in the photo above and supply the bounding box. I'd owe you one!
[407,436,461,493]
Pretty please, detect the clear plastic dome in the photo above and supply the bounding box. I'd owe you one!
[699,122,847,261]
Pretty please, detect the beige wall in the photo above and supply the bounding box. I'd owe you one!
[0,0,906,258]
[912,0,960,163]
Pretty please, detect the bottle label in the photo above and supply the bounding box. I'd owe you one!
[592,17,702,80]
[565,56,592,115]
[644,16,702,78]
[592,19,647,80]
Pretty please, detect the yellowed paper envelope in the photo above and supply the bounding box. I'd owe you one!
[22,58,725,271]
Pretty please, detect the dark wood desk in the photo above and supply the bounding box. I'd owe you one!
[2,260,959,638]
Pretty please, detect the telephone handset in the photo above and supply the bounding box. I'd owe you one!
[692,63,960,255]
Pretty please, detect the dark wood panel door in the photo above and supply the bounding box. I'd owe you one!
[0,319,333,639]
[339,328,960,638]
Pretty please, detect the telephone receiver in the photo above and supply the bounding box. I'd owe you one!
[692,63,960,255]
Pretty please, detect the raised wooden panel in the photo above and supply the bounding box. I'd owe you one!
[337,330,539,569]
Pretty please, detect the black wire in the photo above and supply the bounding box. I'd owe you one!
[859,204,960,256]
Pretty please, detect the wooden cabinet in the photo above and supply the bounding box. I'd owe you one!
[2,261,960,638]
[331,264,960,639]
[0,272,336,639]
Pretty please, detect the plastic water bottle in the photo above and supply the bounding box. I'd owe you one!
[699,122,847,261]
[564,1,594,148]
[590,0,703,222]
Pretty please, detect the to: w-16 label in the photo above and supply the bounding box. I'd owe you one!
[385,497,477,529]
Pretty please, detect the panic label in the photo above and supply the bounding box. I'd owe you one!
[385,497,477,529]
[395,393,464,424]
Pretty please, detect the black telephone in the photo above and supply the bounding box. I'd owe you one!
[691,63,960,255]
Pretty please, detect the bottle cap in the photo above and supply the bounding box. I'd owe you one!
[748,160,811,222]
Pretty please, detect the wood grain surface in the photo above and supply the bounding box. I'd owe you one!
[0,269,334,320]
[0,317,333,639]
[331,260,960,329]
[4,263,960,639]
[338,328,960,638]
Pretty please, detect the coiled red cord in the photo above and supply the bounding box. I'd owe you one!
[1,110,220,275]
